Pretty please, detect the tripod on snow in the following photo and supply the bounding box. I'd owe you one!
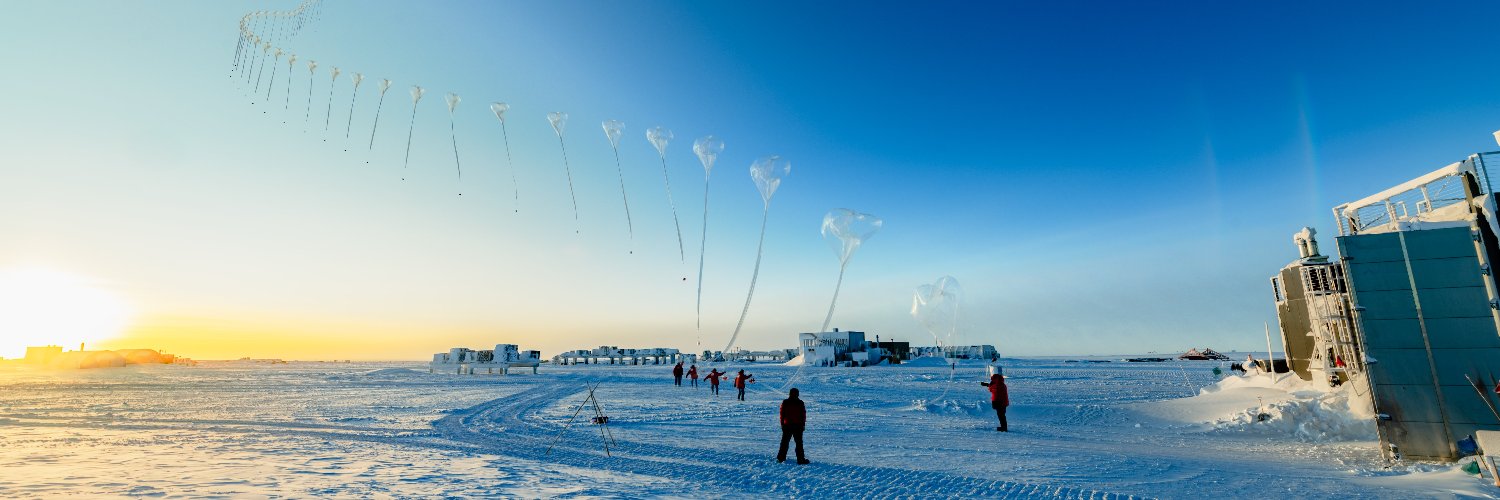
[546,382,617,457]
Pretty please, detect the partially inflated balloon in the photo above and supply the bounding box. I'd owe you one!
[822,208,882,266]
[912,275,962,400]
[601,119,633,250]
[723,154,789,360]
[367,78,393,152]
[692,135,725,341]
[445,92,460,113]
[548,112,568,137]
[912,276,962,348]
[647,127,672,157]
[751,156,791,208]
[402,86,425,174]
[342,73,364,142]
[694,136,724,174]
[490,102,518,212]
[548,112,579,230]
[444,92,464,188]
[648,126,683,261]
[602,120,624,149]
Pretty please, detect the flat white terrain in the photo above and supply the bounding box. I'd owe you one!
[0,358,1493,498]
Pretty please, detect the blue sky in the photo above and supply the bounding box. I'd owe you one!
[4,1,1500,359]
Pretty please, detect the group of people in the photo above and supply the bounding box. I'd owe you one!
[666,361,1013,464]
[673,362,755,400]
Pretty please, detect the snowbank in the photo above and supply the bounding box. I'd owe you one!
[1132,373,1377,443]
[782,354,805,366]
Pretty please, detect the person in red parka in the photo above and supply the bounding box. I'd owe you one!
[704,369,724,395]
[980,373,1009,432]
[777,387,809,464]
[672,362,684,386]
[687,364,699,388]
[734,370,754,401]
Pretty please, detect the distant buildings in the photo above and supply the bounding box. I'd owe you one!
[551,346,691,366]
[1177,348,1230,361]
[909,345,998,360]
[19,345,188,369]
[431,344,541,374]
[24,346,63,364]
[540,331,994,370]
[799,329,886,367]
[798,328,995,367]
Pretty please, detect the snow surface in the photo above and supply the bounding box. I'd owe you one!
[0,358,1496,498]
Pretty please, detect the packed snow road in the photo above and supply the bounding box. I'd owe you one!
[0,359,1494,498]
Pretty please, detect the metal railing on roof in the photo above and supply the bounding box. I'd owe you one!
[1332,152,1496,236]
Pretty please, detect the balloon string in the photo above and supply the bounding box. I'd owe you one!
[819,262,848,334]
[368,93,386,150]
[283,64,293,114]
[501,121,518,213]
[323,80,336,133]
[659,155,685,262]
[558,135,580,233]
[695,173,710,341]
[304,74,314,129]
[723,207,770,357]
[402,103,418,176]
[264,59,277,105]
[244,28,258,86]
[231,36,243,73]
[612,147,634,252]
[252,48,267,99]
[344,86,359,139]
[782,261,848,392]
[256,22,276,100]
[449,113,462,195]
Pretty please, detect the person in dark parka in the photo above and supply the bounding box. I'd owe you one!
[980,373,1009,432]
[777,388,809,464]
[672,362,684,386]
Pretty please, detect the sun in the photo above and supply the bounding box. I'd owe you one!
[0,267,133,360]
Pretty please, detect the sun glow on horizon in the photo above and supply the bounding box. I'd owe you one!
[0,267,133,359]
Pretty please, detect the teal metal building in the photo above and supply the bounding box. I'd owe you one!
[1332,152,1500,460]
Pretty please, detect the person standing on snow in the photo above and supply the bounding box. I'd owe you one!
[704,368,724,395]
[687,364,699,388]
[734,370,755,401]
[672,362,684,386]
[777,387,809,464]
[980,373,1009,432]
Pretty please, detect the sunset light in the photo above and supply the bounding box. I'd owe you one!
[7,0,1500,496]
[0,267,132,359]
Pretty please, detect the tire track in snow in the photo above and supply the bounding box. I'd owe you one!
[433,380,1138,499]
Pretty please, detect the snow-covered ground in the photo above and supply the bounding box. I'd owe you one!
[0,358,1496,498]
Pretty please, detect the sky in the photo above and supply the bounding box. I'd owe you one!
[4,1,1500,360]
